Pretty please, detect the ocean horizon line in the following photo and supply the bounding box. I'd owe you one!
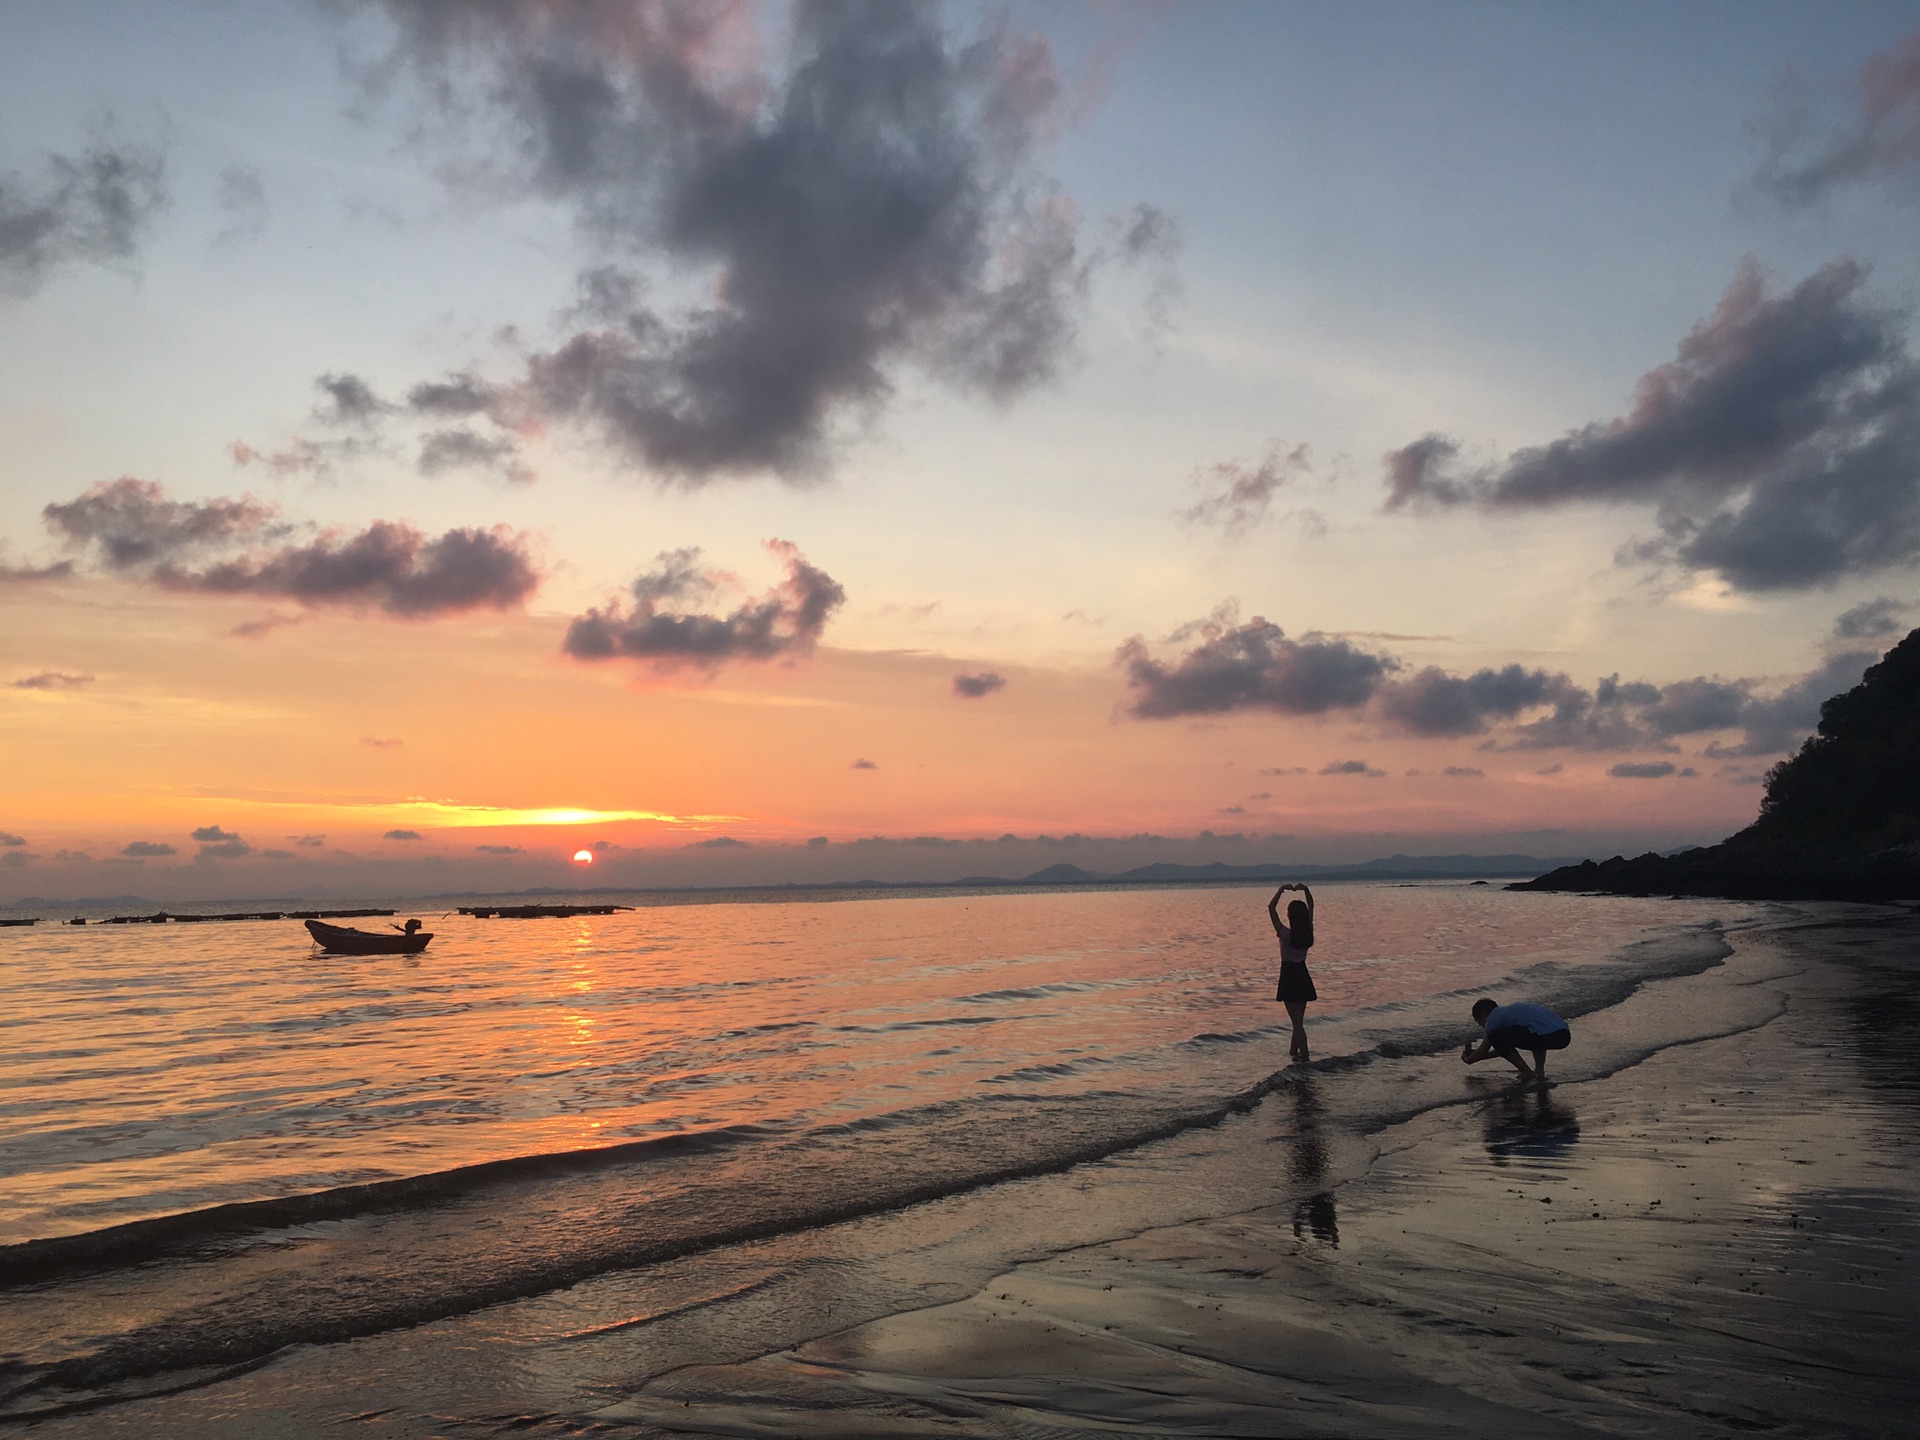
[0,850,1618,914]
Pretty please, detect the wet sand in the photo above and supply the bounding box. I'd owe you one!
[25,910,1920,1437]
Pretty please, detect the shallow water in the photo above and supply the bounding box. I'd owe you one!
[0,881,1768,1422]
[1,882,1743,1244]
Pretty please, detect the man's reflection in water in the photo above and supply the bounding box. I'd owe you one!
[1286,1073,1339,1246]
[1482,1085,1580,1165]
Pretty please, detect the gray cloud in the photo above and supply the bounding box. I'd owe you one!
[1701,648,1876,757]
[1182,442,1315,536]
[191,824,250,861]
[9,671,94,691]
[1384,258,1920,591]
[952,670,1006,698]
[0,832,26,846]
[0,556,74,583]
[0,134,167,295]
[851,757,878,770]
[44,478,283,569]
[1117,614,1396,719]
[1834,595,1904,639]
[1122,601,1886,759]
[362,736,404,749]
[41,478,541,618]
[325,0,1154,483]
[1442,765,1485,778]
[563,539,844,669]
[1320,759,1385,778]
[120,841,177,858]
[1374,664,1572,737]
[383,829,422,840]
[1750,27,1920,207]
[315,373,392,428]
[290,834,326,848]
[418,428,533,483]
[1609,761,1697,779]
[690,835,749,848]
[476,843,521,854]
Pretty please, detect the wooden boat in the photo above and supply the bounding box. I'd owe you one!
[304,918,432,954]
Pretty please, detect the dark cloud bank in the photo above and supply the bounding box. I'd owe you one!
[1119,607,1889,761]
[1385,257,1920,592]
[302,0,1173,484]
[38,478,540,618]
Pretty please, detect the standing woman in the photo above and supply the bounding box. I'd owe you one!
[1268,883,1317,1062]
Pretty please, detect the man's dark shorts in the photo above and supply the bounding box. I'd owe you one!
[1489,1024,1571,1054]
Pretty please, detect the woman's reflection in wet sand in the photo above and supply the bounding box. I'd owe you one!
[1481,1084,1580,1166]
[1285,1073,1339,1245]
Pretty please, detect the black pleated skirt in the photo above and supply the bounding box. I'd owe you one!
[1275,960,1318,1003]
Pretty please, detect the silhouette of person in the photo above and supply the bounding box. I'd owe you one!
[1462,997,1571,1082]
[394,918,422,935]
[1268,883,1317,1062]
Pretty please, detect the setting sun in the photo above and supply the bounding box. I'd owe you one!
[572,850,594,865]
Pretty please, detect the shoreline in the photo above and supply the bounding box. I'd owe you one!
[15,904,1920,1437]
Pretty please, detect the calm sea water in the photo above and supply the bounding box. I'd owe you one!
[0,880,1761,1419]
[2,881,1740,1244]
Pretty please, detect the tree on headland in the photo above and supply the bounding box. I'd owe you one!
[1755,628,1920,850]
[1523,628,1920,900]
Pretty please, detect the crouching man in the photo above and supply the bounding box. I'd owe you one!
[1463,998,1571,1082]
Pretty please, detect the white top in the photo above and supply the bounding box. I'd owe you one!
[1482,1001,1567,1037]
[1276,924,1310,966]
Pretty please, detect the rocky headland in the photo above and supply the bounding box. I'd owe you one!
[1519,628,1920,901]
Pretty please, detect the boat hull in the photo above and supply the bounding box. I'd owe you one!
[304,919,432,954]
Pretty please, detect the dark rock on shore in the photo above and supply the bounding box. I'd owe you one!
[1518,627,1920,902]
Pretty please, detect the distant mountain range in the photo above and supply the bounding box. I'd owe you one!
[965,854,1584,888]
[4,854,1589,911]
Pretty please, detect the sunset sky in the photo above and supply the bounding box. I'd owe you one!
[4,0,1920,900]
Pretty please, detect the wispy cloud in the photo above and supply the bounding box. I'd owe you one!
[8,671,94,691]
[1182,441,1316,536]
[1749,26,1920,208]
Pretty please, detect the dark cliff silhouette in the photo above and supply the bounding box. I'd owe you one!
[1519,628,1920,901]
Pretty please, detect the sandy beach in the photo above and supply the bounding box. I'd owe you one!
[15,903,1914,1438]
